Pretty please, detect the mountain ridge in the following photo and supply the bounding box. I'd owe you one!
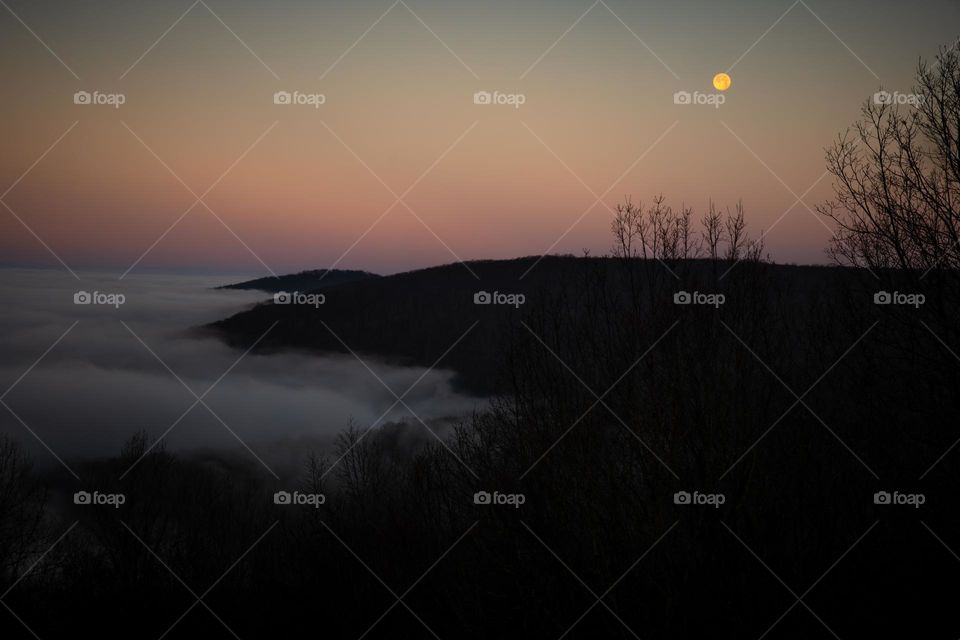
[216,268,379,293]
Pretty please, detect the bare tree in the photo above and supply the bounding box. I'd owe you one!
[701,200,725,261]
[724,201,747,261]
[0,436,46,589]
[612,195,764,265]
[678,202,697,259]
[819,43,960,275]
[611,197,645,260]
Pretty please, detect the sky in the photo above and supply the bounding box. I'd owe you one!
[1,0,958,276]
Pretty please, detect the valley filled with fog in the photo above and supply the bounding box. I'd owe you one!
[0,268,481,476]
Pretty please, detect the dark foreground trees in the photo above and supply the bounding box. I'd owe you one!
[0,436,46,593]
[819,43,960,377]
[3,244,958,638]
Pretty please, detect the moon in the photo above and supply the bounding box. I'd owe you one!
[713,73,732,92]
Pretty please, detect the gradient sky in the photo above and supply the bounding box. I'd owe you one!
[1,0,957,276]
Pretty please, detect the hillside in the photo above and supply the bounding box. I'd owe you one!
[216,268,378,293]
[208,256,584,394]
[206,256,863,395]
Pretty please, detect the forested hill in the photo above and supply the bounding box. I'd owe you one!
[206,257,862,396]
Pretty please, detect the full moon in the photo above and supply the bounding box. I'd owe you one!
[713,72,732,92]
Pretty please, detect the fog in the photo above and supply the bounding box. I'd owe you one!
[0,268,483,477]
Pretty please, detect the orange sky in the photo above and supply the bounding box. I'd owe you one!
[1,0,958,275]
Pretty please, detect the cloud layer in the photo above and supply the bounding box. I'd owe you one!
[0,268,483,475]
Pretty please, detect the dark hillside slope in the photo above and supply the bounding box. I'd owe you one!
[207,257,863,395]
[209,257,589,394]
